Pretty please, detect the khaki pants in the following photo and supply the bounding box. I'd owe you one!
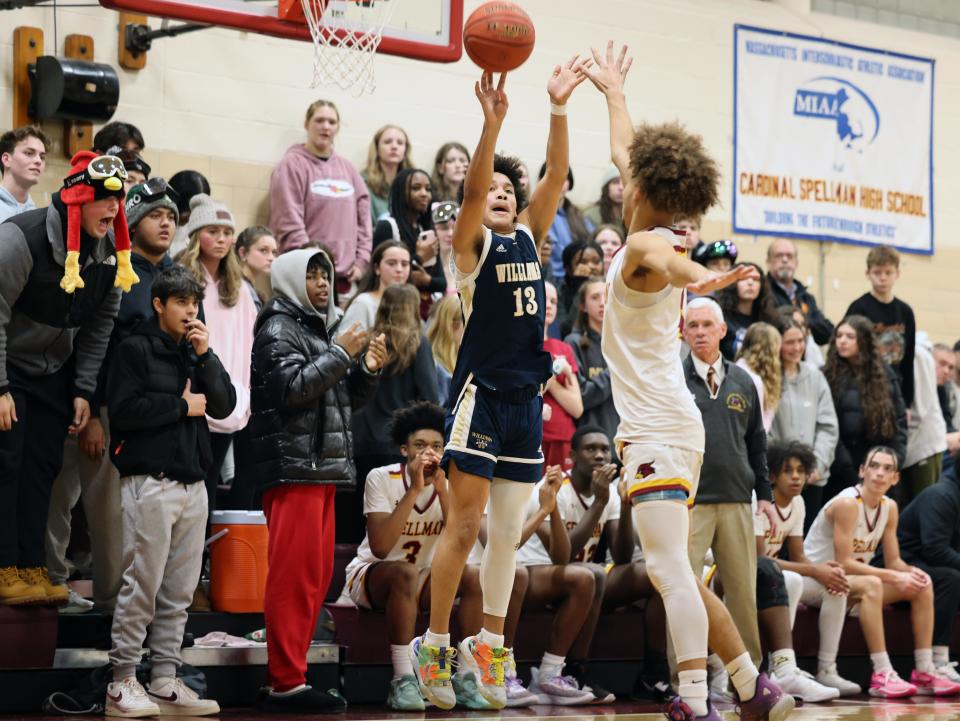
[45,408,123,611]
[688,502,761,666]
[901,453,943,509]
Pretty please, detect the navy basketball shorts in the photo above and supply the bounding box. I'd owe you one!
[756,556,790,611]
[441,382,544,483]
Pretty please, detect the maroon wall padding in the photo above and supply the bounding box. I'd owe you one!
[0,606,58,669]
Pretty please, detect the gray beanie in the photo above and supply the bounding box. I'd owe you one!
[125,181,180,231]
[183,193,235,239]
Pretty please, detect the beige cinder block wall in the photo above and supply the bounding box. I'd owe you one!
[2,0,958,342]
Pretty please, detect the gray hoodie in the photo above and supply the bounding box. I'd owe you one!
[270,247,343,328]
[769,361,839,486]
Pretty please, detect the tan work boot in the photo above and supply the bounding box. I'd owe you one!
[0,566,47,605]
[20,567,70,605]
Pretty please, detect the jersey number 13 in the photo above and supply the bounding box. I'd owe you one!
[512,286,538,317]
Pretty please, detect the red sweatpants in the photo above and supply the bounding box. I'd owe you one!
[262,483,336,691]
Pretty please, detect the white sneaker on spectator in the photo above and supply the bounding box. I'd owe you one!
[528,667,594,705]
[708,667,733,704]
[816,665,862,696]
[59,587,94,614]
[105,677,159,717]
[147,677,219,716]
[937,662,960,684]
[773,667,840,702]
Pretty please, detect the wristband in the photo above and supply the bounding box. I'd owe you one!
[550,103,567,116]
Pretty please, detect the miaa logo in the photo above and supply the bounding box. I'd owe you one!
[793,76,880,152]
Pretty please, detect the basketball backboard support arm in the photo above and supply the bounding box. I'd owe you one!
[98,0,462,63]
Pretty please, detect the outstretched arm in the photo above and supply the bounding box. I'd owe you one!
[520,55,589,246]
[623,231,758,292]
[582,42,634,184]
[451,71,509,277]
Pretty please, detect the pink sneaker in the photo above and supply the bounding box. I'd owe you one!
[911,668,960,696]
[869,670,917,698]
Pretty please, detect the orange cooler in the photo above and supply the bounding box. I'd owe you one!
[210,510,269,613]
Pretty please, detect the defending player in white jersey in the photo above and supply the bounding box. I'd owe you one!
[803,446,960,698]
[583,42,792,721]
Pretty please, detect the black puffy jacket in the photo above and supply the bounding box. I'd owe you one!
[248,296,379,491]
[826,365,907,498]
[107,319,236,483]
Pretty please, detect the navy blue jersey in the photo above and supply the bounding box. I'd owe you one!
[449,224,553,397]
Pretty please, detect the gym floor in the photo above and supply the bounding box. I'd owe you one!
[10,699,960,721]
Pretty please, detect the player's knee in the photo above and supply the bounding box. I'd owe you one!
[390,562,419,598]
[645,548,693,595]
[513,565,530,595]
[568,566,596,600]
[942,567,960,593]
[756,556,784,586]
[861,575,883,599]
[447,514,481,552]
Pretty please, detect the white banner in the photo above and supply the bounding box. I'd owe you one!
[733,25,934,254]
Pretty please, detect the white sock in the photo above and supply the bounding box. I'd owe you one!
[915,647,935,673]
[392,644,414,680]
[678,669,709,717]
[934,645,951,667]
[424,629,451,648]
[771,648,797,677]
[725,652,759,702]
[478,627,505,649]
[539,652,564,681]
[870,651,893,674]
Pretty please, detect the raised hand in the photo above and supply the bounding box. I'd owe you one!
[687,263,758,296]
[336,321,369,358]
[547,53,591,105]
[539,464,564,513]
[476,71,509,125]
[184,319,210,356]
[580,41,633,96]
[591,462,618,505]
[364,333,388,372]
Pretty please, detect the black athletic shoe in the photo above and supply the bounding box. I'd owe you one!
[566,661,616,704]
[632,673,672,702]
[257,686,347,714]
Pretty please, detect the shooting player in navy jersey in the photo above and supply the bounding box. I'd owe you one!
[409,61,590,710]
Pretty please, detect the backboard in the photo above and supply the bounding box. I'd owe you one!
[99,0,463,62]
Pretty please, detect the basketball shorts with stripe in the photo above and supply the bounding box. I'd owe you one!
[441,383,544,483]
[621,442,703,506]
[340,561,431,610]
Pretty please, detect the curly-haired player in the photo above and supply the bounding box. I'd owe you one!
[583,43,793,721]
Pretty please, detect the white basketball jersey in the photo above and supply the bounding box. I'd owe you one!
[754,495,806,557]
[601,228,704,453]
[803,486,891,565]
[344,463,445,576]
[516,473,621,566]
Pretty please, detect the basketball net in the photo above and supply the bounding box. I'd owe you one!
[300,0,396,96]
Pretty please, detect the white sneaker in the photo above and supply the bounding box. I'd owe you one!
[528,667,595,706]
[774,667,841,702]
[816,665,862,697]
[105,678,160,717]
[708,667,733,703]
[59,587,94,614]
[937,661,960,684]
[147,677,220,716]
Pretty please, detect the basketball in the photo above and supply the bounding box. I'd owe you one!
[463,1,535,73]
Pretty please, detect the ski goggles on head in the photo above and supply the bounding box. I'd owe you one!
[431,201,459,224]
[130,176,179,204]
[695,239,738,264]
[88,155,128,182]
[64,155,129,195]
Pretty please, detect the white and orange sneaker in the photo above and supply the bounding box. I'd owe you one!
[911,668,960,696]
[868,669,917,698]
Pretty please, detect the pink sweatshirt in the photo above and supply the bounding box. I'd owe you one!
[269,144,372,277]
[203,266,258,434]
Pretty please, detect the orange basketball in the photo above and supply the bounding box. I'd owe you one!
[463,1,535,73]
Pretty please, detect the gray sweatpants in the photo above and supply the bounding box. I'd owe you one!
[46,409,123,611]
[109,475,207,681]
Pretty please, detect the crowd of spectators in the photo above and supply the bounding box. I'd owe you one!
[1,110,959,713]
